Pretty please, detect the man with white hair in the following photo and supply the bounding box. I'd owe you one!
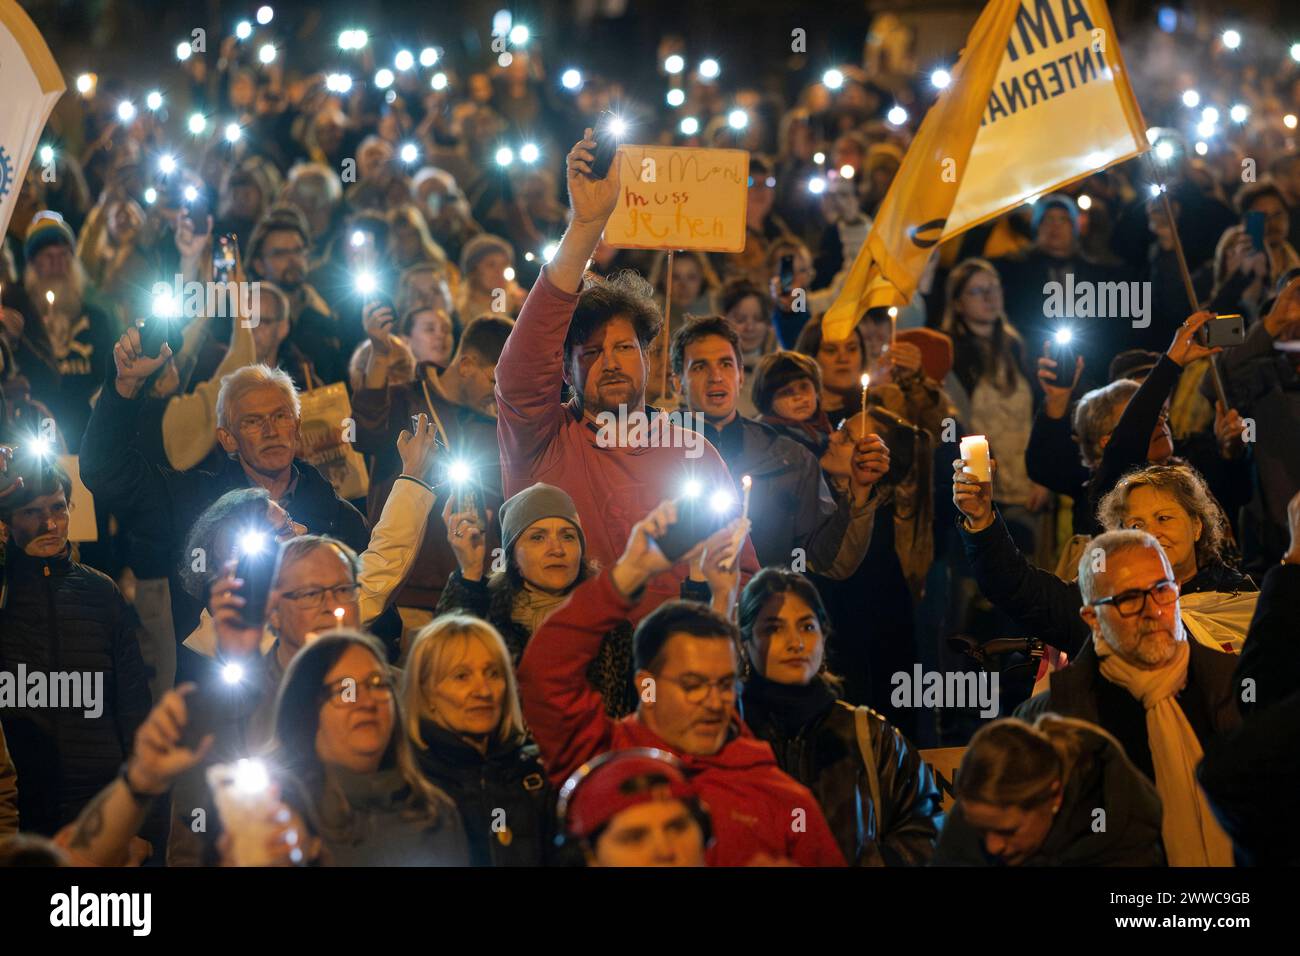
[1017,528,1239,866]
[80,330,371,640]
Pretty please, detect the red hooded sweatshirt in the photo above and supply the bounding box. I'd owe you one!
[496,269,758,623]
[518,570,846,867]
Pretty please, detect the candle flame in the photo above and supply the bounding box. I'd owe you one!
[860,373,870,389]
[741,474,752,490]
[45,291,55,305]
[333,607,345,621]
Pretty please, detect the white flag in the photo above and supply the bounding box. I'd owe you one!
[0,0,65,238]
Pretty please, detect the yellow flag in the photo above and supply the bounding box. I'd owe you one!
[0,0,65,238]
[824,0,1149,340]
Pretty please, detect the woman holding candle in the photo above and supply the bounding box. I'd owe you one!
[941,259,1052,562]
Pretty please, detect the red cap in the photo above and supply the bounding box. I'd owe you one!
[559,749,699,839]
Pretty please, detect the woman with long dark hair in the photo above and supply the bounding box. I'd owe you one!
[737,567,942,866]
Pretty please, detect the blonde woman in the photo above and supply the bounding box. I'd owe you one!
[402,615,553,866]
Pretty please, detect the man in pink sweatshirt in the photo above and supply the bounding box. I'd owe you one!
[496,130,757,620]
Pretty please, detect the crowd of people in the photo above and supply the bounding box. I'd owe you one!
[0,5,1298,868]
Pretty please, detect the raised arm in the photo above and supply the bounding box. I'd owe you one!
[80,326,174,507]
[952,458,1091,656]
[495,131,620,477]
[162,315,256,471]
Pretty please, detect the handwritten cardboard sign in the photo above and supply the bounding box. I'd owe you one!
[603,146,749,253]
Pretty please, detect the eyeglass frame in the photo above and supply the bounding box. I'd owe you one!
[1088,579,1180,618]
[318,671,395,708]
[279,582,362,610]
[656,673,739,704]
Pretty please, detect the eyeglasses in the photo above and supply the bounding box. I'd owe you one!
[659,674,738,704]
[319,672,394,708]
[1089,580,1179,617]
[280,583,361,609]
[237,409,296,435]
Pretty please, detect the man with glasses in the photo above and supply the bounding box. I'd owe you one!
[167,535,365,865]
[0,455,151,837]
[519,500,845,866]
[81,350,374,652]
[1017,528,1239,865]
[247,205,346,385]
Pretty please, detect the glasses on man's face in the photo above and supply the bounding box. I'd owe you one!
[280,583,361,610]
[660,674,738,704]
[1090,580,1179,617]
[237,409,296,435]
[319,672,394,708]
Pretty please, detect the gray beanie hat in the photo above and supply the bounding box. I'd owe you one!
[498,483,585,556]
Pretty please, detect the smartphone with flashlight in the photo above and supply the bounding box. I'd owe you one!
[589,111,622,180]
[1197,313,1246,348]
[233,534,278,630]
[1244,211,1267,254]
[179,681,229,750]
[1044,330,1077,386]
[138,314,171,359]
[653,492,735,563]
[184,188,212,229]
[213,233,238,282]
[779,254,796,294]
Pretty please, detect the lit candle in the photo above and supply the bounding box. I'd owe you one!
[959,435,992,483]
[859,373,870,440]
[44,290,55,317]
[740,474,752,522]
[333,607,345,626]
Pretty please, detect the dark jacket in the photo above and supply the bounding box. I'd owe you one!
[702,414,862,573]
[281,764,471,867]
[1016,639,1241,783]
[1198,563,1300,865]
[413,719,553,867]
[934,722,1166,866]
[352,368,503,610]
[436,569,711,719]
[80,379,371,635]
[960,508,1256,657]
[740,675,942,866]
[0,546,152,835]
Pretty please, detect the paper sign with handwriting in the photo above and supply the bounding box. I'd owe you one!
[603,146,749,252]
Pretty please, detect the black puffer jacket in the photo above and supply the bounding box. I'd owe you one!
[413,719,554,867]
[740,676,943,866]
[0,546,151,834]
[934,721,1166,866]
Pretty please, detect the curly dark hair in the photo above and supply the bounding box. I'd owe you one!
[564,270,663,359]
[1096,463,1231,571]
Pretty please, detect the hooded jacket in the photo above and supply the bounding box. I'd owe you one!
[495,270,758,624]
[412,719,554,867]
[740,675,942,866]
[934,722,1165,866]
[0,546,152,835]
[517,571,846,867]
